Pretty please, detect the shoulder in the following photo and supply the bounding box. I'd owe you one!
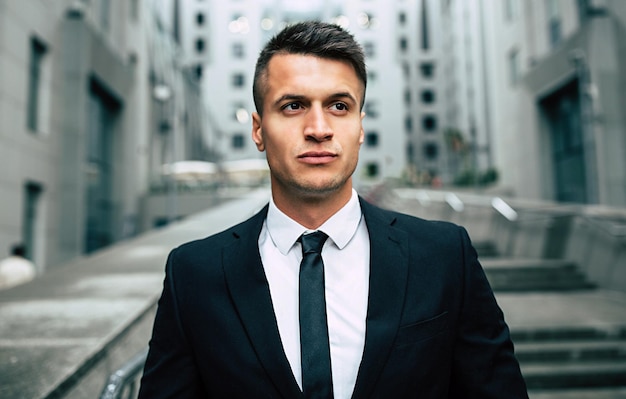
[360,197,465,238]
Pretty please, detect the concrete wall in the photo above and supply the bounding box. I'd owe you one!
[386,187,626,293]
[0,1,154,272]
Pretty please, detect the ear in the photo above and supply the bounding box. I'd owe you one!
[251,112,265,151]
[359,111,365,145]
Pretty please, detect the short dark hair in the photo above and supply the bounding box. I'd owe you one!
[253,21,367,116]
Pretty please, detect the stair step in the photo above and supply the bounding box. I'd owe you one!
[529,387,626,399]
[481,258,594,291]
[511,326,626,343]
[522,361,626,390]
[473,241,499,257]
[488,276,593,292]
[516,340,626,362]
[481,258,577,269]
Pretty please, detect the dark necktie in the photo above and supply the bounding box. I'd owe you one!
[299,231,333,399]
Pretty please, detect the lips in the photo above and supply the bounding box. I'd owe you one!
[297,151,337,165]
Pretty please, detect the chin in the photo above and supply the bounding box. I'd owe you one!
[295,179,349,198]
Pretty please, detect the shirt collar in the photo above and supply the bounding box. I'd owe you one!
[266,189,363,255]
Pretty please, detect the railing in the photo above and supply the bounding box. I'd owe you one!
[99,348,148,399]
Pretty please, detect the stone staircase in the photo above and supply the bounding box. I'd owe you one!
[475,242,626,399]
[515,327,626,395]
[482,258,595,292]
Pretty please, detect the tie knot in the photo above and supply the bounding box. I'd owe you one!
[299,231,328,255]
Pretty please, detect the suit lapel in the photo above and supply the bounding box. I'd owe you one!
[222,206,303,399]
[351,199,410,399]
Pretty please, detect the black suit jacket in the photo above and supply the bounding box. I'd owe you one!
[139,198,528,398]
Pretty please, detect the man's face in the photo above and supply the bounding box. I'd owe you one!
[252,53,365,202]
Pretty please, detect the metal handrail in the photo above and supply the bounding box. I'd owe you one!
[491,197,518,221]
[99,347,148,399]
[580,214,626,239]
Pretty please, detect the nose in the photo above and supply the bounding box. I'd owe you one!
[303,106,333,142]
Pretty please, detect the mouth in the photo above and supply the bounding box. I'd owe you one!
[297,151,337,165]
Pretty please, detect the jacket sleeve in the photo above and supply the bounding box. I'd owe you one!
[138,248,207,398]
[449,227,529,398]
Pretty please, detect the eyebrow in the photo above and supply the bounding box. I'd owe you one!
[272,94,305,108]
[272,92,358,108]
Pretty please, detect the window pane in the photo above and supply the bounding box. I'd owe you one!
[365,162,379,177]
[27,37,47,132]
[366,132,379,147]
[232,134,245,148]
[421,89,435,104]
[423,115,437,131]
[196,38,206,53]
[420,62,435,78]
[424,143,439,159]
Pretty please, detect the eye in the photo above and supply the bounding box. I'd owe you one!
[331,102,349,111]
[282,102,302,111]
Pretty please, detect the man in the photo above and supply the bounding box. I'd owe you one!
[139,21,528,398]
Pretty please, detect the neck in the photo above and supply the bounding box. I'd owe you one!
[272,185,353,230]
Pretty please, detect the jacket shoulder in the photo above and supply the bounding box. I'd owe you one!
[170,204,268,262]
[360,197,463,237]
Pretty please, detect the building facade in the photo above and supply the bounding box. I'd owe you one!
[0,0,215,271]
[484,0,626,205]
[178,0,462,185]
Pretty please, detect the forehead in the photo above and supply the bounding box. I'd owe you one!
[263,53,364,100]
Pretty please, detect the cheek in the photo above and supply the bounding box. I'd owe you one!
[263,134,294,161]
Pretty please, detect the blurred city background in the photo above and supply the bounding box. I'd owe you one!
[0,0,625,398]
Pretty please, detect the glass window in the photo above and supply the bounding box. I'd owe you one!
[403,62,410,78]
[423,115,437,131]
[424,143,439,160]
[364,42,375,58]
[399,37,408,52]
[232,134,245,149]
[405,115,413,133]
[232,73,245,88]
[421,89,436,104]
[398,12,407,25]
[232,42,245,58]
[196,12,205,26]
[196,38,206,53]
[194,64,203,80]
[364,101,379,118]
[85,81,118,253]
[366,132,379,147]
[23,182,43,261]
[404,89,412,105]
[365,162,379,177]
[547,0,561,47]
[368,70,378,83]
[27,37,47,133]
[420,0,430,50]
[406,142,414,163]
[420,62,435,78]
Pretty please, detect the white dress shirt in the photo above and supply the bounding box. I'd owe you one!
[258,189,370,399]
